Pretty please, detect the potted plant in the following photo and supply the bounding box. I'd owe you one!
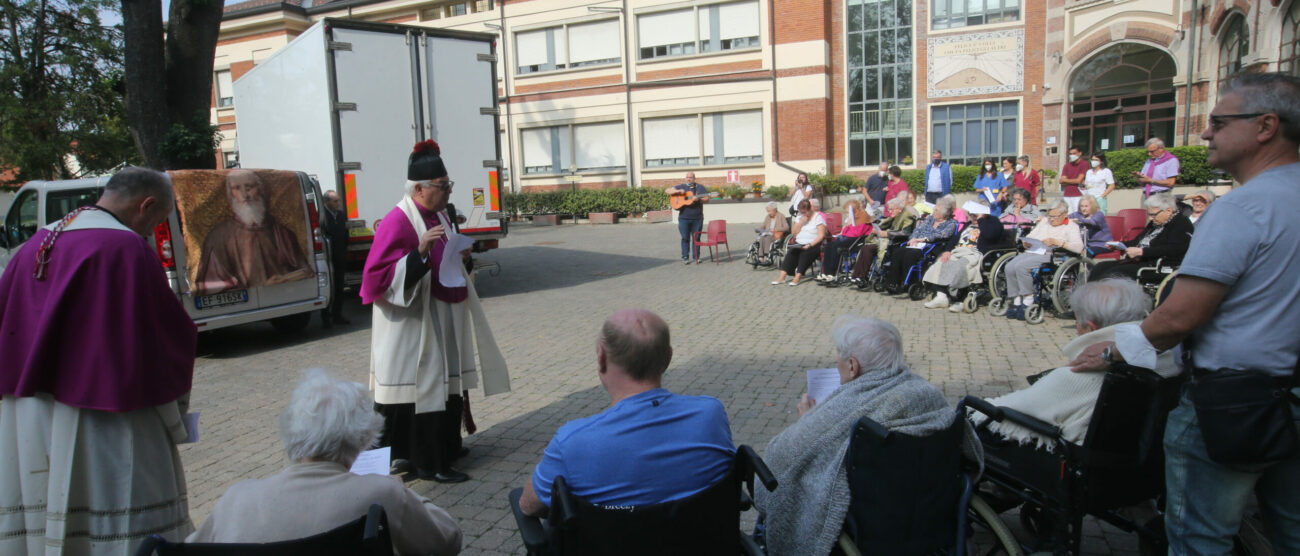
[750,180,764,198]
[765,185,790,200]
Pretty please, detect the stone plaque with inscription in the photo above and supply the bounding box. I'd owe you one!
[927,29,1025,98]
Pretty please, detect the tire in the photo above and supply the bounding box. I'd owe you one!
[964,291,979,313]
[990,297,1008,316]
[270,312,312,334]
[989,252,1016,301]
[908,282,927,301]
[1025,304,1045,324]
[969,493,1024,556]
[872,276,888,293]
[1155,271,1179,308]
[746,245,761,268]
[1050,258,1084,314]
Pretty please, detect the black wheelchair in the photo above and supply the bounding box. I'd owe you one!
[135,504,393,555]
[817,235,869,288]
[508,445,777,555]
[745,232,788,270]
[988,247,1088,324]
[963,364,1184,555]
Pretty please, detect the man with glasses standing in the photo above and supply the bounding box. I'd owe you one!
[1134,137,1179,198]
[1071,73,1300,554]
[360,139,511,484]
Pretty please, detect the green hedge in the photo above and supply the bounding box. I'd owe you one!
[502,188,669,217]
[1104,145,1214,189]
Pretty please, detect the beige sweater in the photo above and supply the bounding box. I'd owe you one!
[188,461,462,555]
[1026,218,1084,254]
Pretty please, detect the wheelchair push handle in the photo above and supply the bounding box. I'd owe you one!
[738,445,778,492]
[962,395,1062,439]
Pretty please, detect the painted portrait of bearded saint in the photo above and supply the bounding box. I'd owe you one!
[194,170,313,295]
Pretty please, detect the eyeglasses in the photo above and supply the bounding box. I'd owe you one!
[1208,112,1269,131]
[1189,198,1208,204]
[431,180,454,190]
[1147,209,1166,217]
[1048,212,1067,219]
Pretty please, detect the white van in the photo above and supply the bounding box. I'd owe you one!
[0,170,331,334]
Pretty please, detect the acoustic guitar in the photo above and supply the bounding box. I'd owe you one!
[669,186,708,210]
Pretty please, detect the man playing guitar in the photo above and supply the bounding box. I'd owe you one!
[665,172,710,264]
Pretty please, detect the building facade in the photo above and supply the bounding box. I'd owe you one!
[212,0,1300,192]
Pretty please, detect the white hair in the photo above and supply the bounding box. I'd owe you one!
[1070,279,1151,329]
[934,196,956,218]
[1145,137,1165,149]
[279,369,384,466]
[404,179,432,196]
[1190,190,1216,203]
[1079,195,1100,213]
[886,196,906,210]
[810,198,821,210]
[1046,200,1070,216]
[1144,192,1176,212]
[765,201,779,212]
[831,315,907,374]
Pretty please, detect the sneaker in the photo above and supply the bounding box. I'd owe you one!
[948,302,964,313]
[923,293,949,308]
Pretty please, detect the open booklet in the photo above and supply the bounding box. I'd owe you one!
[1021,237,1049,255]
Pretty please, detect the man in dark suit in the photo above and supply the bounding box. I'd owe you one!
[321,190,351,326]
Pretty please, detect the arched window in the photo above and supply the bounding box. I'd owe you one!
[1068,44,1177,153]
[1280,1,1300,76]
[1217,13,1248,95]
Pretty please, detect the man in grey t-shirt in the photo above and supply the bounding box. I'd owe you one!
[1071,73,1300,554]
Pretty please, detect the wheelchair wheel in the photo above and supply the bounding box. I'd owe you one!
[1154,271,1178,307]
[990,297,1008,316]
[746,245,761,268]
[1025,304,1045,324]
[988,252,1016,300]
[968,493,1024,556]
[907,282,927,301]
[963,291,979,313]
[872,276,888,293]
[1050,258,1084,314]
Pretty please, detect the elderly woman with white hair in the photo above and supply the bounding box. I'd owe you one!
[882,196,959,290]
[922,200,1004,311]
[848,196,916,286]
[973,279,1179,447]
[1001,200,1083,320]
[1089,192,1193,282]
[755,317,980,556]
[188,370,463,555]
[755,201,790,258]
[1185,189,1216,224]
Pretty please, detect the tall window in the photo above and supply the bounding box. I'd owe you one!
[1068,44,1177,154]
[930,101,1017,167]
[522,122,626,175]
[215,70,233,108]
[847,0,913,168]
[932,0,1019,30]
[516,20,621,74]
[1217,14,1248,95]
[642,110,763,167]
[223,151,240,169]
[1282,1,1300,76]
[637,1,760,60]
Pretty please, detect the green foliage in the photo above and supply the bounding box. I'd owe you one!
[0,0,137,187]
[159,115,222,165]
[764,185,790,199]
[721,184,746,198]
[503,188,669,217]
[809,172,863,195]
[1105,146,1215,189]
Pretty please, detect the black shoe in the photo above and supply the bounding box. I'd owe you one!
[390,458,412,475]
[423,469,470,483]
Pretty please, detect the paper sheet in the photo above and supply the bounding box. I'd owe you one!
[806,368,841,406]
[1022,237,1048,255]
[180,412,200,444]
[982,189,998,204]
[349,447,391,476]
[1105,241,1127,250]
[438,229,475,288]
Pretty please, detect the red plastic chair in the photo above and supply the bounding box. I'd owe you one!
[824,212,844,236]
[692,220,730,263]
[1090,216,1127,260]
[1117,209,1146,242]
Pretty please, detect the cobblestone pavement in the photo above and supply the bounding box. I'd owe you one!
[181,221,1146,555]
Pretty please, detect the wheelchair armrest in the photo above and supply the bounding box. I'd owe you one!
[738,445,779,492]
[551,476,578,529]
[508,488,549,551]
[962,396,1062,440]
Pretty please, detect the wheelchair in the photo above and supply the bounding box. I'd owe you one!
[817,235,868,288]
[988,248,1087,324]
[745,232,788,270]
[509,445,777,556]
[963,363,1184,555]
[871,237,947,301]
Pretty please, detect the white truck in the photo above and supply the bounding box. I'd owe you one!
[233,18,506,285]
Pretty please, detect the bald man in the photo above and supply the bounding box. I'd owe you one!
[518,309,734,515]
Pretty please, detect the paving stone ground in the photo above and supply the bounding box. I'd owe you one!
[180,221,1145,555]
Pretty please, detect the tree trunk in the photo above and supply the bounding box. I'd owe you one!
[121,0,167,169]
[164,0,222,169]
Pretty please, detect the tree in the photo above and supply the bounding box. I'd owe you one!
[0,0,138,187]
[121,0,223,170]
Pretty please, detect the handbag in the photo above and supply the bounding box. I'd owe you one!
[1186,340,1300,465]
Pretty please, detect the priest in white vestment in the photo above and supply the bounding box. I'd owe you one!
[0,167,198,555]
[359,139,510,483]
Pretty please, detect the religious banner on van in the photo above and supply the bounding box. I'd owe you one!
[170,169,314,296]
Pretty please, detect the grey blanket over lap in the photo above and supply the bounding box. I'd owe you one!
[755,366,979,556]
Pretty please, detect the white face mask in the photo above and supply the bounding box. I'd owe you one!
[984,164,993,171]
[878,171,886,177]
[1015,164,1024,171]
[1090,160,1101,168]
[1068,154,1079,162]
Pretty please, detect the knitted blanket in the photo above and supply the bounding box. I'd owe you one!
[755,367,959,556]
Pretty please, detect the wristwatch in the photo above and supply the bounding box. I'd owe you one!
[1101,346,1115,365]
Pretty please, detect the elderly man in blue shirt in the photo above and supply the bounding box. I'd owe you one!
[924,150,952,203]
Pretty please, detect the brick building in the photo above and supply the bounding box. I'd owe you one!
[212,0,1300,192]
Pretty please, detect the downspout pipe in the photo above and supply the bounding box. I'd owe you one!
[768,0,804,177]
[1183,0,1198,146]
[495,5,517,192]
[623,0,635,188]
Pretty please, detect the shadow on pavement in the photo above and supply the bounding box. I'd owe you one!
[196,293,371,359]
[473,246,678,298]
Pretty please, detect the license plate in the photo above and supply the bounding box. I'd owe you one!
[195,289,249,309]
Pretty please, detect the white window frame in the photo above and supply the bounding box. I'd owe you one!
[931,0,1020,31]
[642,109,764,168]
[637,1,760,61]
[521,121,627,175]
[223,151,240,169]
[515,19,622,75]
[215,70,233,108]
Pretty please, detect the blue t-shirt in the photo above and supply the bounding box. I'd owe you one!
[674,183,708,220]
[1178,163,1300,377]
[531,388,734,507]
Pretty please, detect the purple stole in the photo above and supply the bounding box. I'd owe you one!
[1142,152,1176,197]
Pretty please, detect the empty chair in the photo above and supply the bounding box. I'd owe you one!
[693,220,731,263]
[1116,209,1146,242]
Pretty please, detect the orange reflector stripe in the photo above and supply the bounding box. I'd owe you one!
[488,171,499,211]
[345,174,358,219]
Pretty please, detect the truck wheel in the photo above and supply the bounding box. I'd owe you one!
[270,312,312,334]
